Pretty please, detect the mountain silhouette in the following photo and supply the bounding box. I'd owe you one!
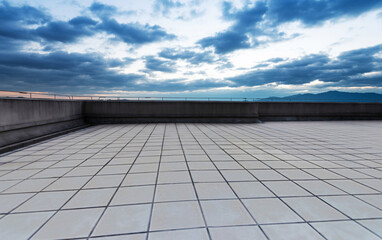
[261,91,382,102]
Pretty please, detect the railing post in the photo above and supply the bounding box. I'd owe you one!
[30,93,32,99]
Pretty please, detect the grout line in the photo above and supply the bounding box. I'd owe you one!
[87,123,158,239]
[175,123,212,240]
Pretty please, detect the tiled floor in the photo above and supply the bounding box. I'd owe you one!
[0,122,381,240]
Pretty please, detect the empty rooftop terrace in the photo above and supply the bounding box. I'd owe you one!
[0,121,382,240]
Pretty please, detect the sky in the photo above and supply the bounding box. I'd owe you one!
[0,0,382,98]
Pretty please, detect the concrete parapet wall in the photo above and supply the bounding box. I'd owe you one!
[258,102,382,121]
[1,99,382,152]
[0,99,85,149]
[84,101,259,123]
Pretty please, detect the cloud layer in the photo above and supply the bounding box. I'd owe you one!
[0,0,381,96]
[199,0,382,53]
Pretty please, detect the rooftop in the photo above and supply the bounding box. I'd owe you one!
[0,122,382,240]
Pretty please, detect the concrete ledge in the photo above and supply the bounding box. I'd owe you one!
[0,99,84,132]
[1,99,382,153]
[258,102,382,121]
[0,124,89,154]
[86,117,261,123]
[0,99,85,150]
[0,118,85,148]
[84,101,259,123]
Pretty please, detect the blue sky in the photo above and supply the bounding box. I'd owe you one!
[0,0,382,98]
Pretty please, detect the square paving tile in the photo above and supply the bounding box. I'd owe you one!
[283,197,348,221]
[262,223,324,240]
[84,174,124,189]
[92,204,151,236]
[111,185,154,205]
[15,191,75,212]
[148,228,209,240]
[195,182,236,200]
[0,193,33,213]
[154,183,196,202]
[201,199,255,226]
[358,219,382,237]
[356,194,382,209]
[44,176,91,191]
[209,226,266,240]
[326,179,379,194]
[121,172,157,186]
[63,188,115,209]
[321,195,382,219]
[0,212,54,240]
[229,181,274,198]
[4,178,55,193]
[312,221,380,240]
[157,171,191,184]
[264,181,311,197]
[243,198,302,224]
[150,201,205,231]
[33,208,104,239]
[191,170,225,182]
[295,180,346,196]
[1,123,382,239]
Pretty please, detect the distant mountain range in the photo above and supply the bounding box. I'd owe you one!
[261,91,382,102]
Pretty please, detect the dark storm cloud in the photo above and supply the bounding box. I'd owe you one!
[268,0,382,26]
[198,1,267,53]
[98,19,176,45]
[0,1,50,24]
[145,56,176,73]
[36,17,98,43]
[0,1,175,46]
[0,51,141,93]
[89,2,118,18]
[0,1,50,43]
[134,78,227,92]
[89,2,176,45]
[89,2,136,19]
[198,31,252,54]
[158,48,216,65]
[199,0,382,54]
[0,50,223,93]
[229,44,382,87]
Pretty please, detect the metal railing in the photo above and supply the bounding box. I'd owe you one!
[1,90,381,102]
[0,90,263,101]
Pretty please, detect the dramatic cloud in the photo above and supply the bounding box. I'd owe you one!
[89,2,118,18]
[0,1,175,47]
[158,48,216,65]
[199,0,382,53]
[268,0,382,26]
[98,19,176,45]
[0,50,142,93]
[0,1,50,43]
[0,0,381,96]
[229,44,382,87]
[36,17,98,43]
[198,1,267,53]
[145,56,176,73]
[0,1,50,25]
